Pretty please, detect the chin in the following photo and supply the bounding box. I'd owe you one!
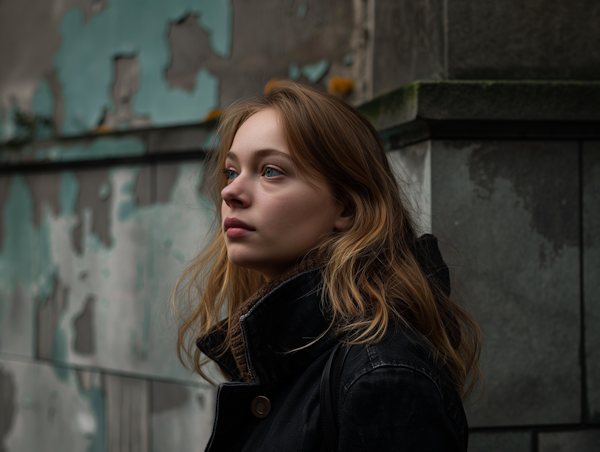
[226,248,260,270]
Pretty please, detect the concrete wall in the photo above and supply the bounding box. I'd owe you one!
[371,0,600,97]
[0,143,217,450]
[0,0,371,141]
[430,138,599,450]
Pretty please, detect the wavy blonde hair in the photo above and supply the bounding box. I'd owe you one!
[173,81,482,398]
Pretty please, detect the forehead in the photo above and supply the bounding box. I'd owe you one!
[228,109,289,157]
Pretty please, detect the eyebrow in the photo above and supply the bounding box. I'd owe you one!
[226,148,292,162]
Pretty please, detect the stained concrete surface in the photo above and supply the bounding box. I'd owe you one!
[584,141,600,423]
[167,0,360,106]
[432,139,581,426]
[73,295,96,355]
[151,381,215,452]
[0,358,104,452]
[538,429,600,452]
[104,374,149,452]
[37,274,69,361]
[447,0,600,80]
[468,431,532,452]
[388,140,431,235]
[0,163,213,382]
[0,0,369,138]
[373,0,444,97]
[71,167,113,253]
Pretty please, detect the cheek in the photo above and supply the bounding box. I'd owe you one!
[267,192,335,238]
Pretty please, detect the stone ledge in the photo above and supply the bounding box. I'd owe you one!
[3,81,600,168]
[359,80,600,131]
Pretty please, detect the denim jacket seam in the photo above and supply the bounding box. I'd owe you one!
[339,362,446,416]
[342,361,464,432]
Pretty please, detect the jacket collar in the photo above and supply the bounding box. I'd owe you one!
[197,260,336,385]
[196,234,451,385]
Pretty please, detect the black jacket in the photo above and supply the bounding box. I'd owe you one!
[197,236,468,451]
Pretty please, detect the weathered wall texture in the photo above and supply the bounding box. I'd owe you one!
[0,0,374,142]
[426,138,600,449]
[0,139,217,449]
[371,0,600,96]
[447,0,600,80]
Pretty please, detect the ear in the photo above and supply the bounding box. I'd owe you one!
[333,204,354,232]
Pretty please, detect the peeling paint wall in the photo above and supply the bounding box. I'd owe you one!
[0,0,371,141]
[0,143,216,449]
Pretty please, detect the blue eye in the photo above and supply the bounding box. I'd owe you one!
[228,169,239,180]
[264,167,282,178]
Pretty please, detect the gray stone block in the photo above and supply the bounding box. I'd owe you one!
[148,161,215,381]
[468,431,532,452]
[539,429,600,452]
[373,0,445,97]
[359,81,600,133]
[148,125,214,154]
[431,139,581,426]
[448,0,600,80]
[0,358,104,451]
[584,141,600,423]
[151,381,215,452]
[104,374,149,452]
[388,141,432,235]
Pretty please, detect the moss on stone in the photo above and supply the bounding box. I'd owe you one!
[358,80,600,132]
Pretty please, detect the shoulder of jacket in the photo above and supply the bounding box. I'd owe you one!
[339,327,445,397]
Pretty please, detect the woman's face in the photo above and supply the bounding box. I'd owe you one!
[221,109,350,281]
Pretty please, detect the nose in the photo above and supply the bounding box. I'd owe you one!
[221,176,250,208]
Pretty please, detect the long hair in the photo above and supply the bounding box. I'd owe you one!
[173,81,482,398]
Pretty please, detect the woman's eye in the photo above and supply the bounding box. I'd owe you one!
[227,169,239,180]
[264,167,282,178]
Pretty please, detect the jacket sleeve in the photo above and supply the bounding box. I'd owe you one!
[337,366,466,452]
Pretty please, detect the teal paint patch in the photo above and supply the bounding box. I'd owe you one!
[297,3,307,19]
[116,199,137,222]
[138,68,219,126]
[343,54,355,66]
[50,332,70,381]
[289,63,301,81]
[60,172,80,216]
[0,176,60,359]
[98,182,110,200]
[163,238,173,247]
[115,167,142,223]
[172,249,185,263]
[120,179,135,195]
[37,218,58,302]
[35,137,146,162]
[194,0,232,58]
[0,177,35,288]
[55,0,231,134]
[136,262,145,290]
[302,59,330,83]
[83,386,106,452]
[2,105,18,141]
[32,80,54,118]
[86,233,103,253]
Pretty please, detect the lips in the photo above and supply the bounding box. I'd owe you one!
[224,217,255,231]
[224,217,255,238]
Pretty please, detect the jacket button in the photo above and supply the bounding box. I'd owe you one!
[251,395,271,419]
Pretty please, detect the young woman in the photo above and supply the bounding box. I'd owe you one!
[174,81,482,451]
